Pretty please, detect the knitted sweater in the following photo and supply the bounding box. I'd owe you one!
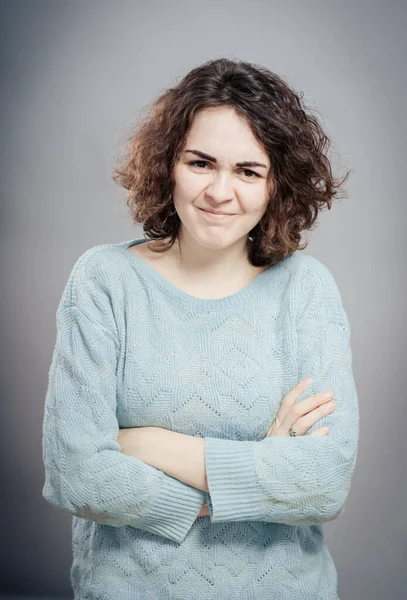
[42,237,359,600]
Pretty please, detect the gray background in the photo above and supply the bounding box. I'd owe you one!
[1,0,406,598]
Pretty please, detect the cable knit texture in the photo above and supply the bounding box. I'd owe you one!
[42,237,359,600]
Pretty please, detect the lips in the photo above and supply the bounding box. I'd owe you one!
[199,208,235,215]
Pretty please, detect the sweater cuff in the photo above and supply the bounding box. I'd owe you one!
[204,437,263,523]
[135,472,206,543]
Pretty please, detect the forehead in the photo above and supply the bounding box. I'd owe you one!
[184,107,269,163]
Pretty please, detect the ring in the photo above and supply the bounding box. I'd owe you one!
[289,428,298,437]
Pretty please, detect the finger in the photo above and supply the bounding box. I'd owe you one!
[277,377,313,423]
[279,389,334,433]
[295,400,336,433]
[308,427,329,436]
[280,391,335,436]
[265,417,278,437]
[281,377,313,408]
[297,389,335,417]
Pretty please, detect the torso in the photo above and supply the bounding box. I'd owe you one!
[127,240,269,300]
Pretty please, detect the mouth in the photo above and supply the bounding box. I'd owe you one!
[198,208,237,219]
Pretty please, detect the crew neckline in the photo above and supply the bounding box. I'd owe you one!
[115,237,281,310]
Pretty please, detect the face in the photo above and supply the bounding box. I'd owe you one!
[172,107,272,251]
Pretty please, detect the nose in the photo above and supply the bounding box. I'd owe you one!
[206,171,235,203]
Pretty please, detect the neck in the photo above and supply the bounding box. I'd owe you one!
[172,230,252,279]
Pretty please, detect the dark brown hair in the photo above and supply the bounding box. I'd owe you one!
[112,58,351,267]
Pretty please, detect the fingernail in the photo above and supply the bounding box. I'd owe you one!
[305,377,313,385]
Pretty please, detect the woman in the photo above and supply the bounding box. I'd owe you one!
[42,57,359,599]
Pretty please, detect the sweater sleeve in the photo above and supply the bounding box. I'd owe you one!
[204,257,360,526]
[41,249,206,544]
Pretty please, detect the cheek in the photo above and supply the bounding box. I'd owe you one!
[243,188,270,214]
[174,167,203,197]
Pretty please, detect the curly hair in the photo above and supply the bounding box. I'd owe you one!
[111,58,351,267]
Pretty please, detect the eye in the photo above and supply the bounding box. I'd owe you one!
[189,160,210,169]
[188,161,261,179]
[241,169,260,179]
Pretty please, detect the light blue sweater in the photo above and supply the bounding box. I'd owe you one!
[42,237,359,600]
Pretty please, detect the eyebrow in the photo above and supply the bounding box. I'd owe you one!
[183,149,268,169]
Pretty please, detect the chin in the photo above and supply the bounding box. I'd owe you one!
[194,230,248,249]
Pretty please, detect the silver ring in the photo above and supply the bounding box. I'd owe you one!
[289,428,298,437]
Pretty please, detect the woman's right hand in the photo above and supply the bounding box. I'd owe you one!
[266,377,336,438]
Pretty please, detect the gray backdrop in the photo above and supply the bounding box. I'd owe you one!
[1,0,406,598]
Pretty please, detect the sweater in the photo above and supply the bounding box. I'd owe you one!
[41,236,359,600]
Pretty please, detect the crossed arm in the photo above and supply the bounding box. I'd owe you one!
[118,426,208,491]
[118,426,211,515]
[116,265,359,526]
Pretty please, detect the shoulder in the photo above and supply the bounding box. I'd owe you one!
[285,252,335,282]
[287,252,348,326]
[58,241,128,313]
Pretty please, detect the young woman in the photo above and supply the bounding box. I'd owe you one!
[42,57,359,599]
